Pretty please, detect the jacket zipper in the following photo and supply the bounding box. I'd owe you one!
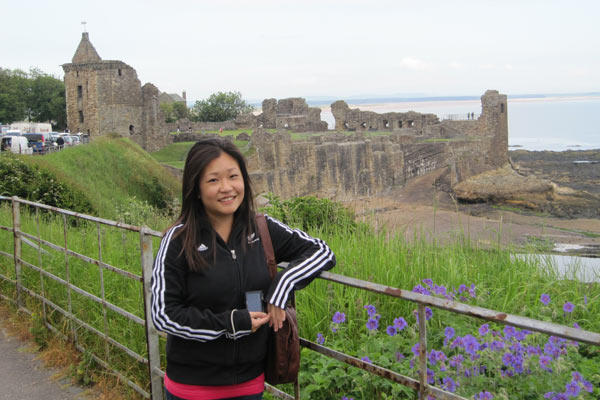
[229,247,241,384]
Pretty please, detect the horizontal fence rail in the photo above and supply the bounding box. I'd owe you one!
[0,195,598,400]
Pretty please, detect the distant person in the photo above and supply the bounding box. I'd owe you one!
[57,136,64,149]
[151,138,335,400]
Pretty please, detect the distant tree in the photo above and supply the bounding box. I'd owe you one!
[160,102,176,123]
[0,68,66,130]
[160,101,189,123]
[172,101,189,120]
[191,91,253,122]
[0,68,29,124]
[28,68,66,130]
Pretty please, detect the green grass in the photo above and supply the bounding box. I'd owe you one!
[1,201,598,399]
[150,139,254,168]
[23,137,179,228]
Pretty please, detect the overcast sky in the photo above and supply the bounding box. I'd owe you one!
[2,0,599,102]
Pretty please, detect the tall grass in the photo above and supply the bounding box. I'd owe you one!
[25,137,179,226]
[0,199,598,399]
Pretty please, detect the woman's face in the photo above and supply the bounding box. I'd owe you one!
[198,152,245,224]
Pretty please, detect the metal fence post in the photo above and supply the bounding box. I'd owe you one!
[417,304,428,399]
[11,196,22,308]
[140,226,163,400]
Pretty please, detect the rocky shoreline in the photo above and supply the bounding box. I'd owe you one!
[351,149,600,257]
[509,149,600,196]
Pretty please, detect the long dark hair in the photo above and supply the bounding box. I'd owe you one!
[173,137,256,271]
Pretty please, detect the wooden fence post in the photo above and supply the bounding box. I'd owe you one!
[11,196,22,308]
[140,226,163,400]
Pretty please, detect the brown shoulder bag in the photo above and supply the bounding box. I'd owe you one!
[255,214,300,385]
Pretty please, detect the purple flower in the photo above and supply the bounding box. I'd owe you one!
[364,304,376,316]
[449,354,464,368]
[316,333,325,345]
[393,317,407,331]
[490,340,505,351]
[468,283,476,298]
[478,324,489,336]
[458,284,467,293]
[527,345,541,355]
[475,391,494,400]
[565,380,580,397]
[572,371,582,382]
[582,380,593,392]
[502,352,513,367]
[426,368,435,384]
[386,325,397,336]
[433,284,447,296]
[361,356,372,363]
[462,334,480,356]
[514,330,527,341]
[411,343,421,357]
[442,376,457,392]
[341,397,354,400]
[412,284,432,296]
[414,307,433,323]
[573,322,581,329]
[332,311,346,324]
[422,278,433,287]
[503,325,516,339]
[540,293,551,305]
[428,349,447,365]
[584,295,588,305]
[563,302,575,313]
[444,326,455,339]
[539,355,552,372]
[366,318,379,331]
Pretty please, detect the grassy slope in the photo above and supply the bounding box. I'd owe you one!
[27,137,180,220]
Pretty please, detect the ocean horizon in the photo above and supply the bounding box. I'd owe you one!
[312,95,600,152]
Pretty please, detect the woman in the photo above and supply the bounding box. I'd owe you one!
[151,138,336,400]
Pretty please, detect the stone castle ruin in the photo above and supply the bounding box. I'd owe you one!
[61,33,515,204]
[62,33,172,152]
[247,90,508,199]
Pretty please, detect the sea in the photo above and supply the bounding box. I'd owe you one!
[316,95,600,152]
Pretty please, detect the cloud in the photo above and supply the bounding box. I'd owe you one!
[398,57,432,71]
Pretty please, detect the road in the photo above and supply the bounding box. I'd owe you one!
[0,319,93,400]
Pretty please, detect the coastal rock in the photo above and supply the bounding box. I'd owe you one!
[453,164,600,218]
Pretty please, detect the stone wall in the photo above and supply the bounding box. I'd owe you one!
[331,100,439,133]
[63,33,172,151]
[257,98,328,131]
[247,91,508,199]
[248,130,450,199]
[165,118,238,133]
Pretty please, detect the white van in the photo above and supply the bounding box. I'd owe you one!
[1,135,33,154]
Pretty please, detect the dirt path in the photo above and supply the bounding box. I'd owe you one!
[343,171,600,253]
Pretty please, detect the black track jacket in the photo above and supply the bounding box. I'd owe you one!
[151,214,336,386]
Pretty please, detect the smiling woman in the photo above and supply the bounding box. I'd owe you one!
[151,137,335,399]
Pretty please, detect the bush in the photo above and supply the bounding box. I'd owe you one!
[260,194,360,234]
[0,154,93,213]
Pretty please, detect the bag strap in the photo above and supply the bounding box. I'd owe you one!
[255,213,277,280]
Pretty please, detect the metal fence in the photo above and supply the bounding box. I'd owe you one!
[0,195,598,400]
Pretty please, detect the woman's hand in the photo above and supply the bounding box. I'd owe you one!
[249,311,270,332]
[268,303,286,332]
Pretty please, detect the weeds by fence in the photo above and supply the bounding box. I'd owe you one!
[0,195,598,400]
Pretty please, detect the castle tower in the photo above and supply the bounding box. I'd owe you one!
[62,32,143,138]
[480,90,508,168]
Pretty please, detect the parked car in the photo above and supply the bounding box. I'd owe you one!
[22,133,53,154]
[70,135,81,145]
[1,136,33,154]
[61,135,74,146]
